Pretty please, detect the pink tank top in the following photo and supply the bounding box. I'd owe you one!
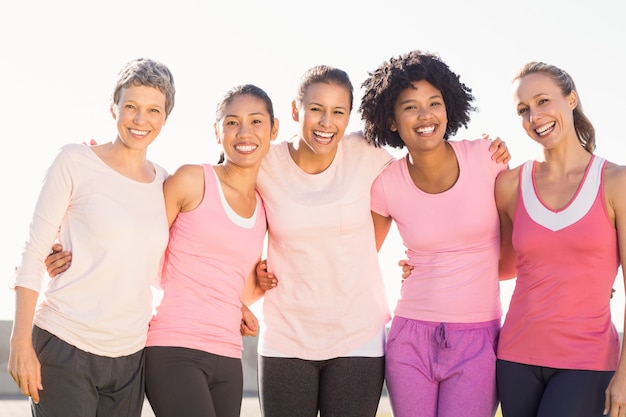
[146,165,267,358]
[498,156,620,370]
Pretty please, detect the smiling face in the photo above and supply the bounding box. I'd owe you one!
[294,81,351,159]
[214,94,278,168]
[111,84,168,151]
[513,72,578,149]
[390,80,448,152]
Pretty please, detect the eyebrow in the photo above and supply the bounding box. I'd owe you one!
[398,94,442,105]
[224,111,266,118]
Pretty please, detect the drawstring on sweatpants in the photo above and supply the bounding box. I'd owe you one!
[435,323,450,349]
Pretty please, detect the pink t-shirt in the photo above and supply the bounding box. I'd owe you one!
[146,165,267,359]
[371,139,507,323]
[498,156,620,371]
[256,133,394,360]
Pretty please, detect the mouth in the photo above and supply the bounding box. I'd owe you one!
[415,124,436,135]
[129,128,149,137]
[535,122,555,137]
[313,130,334,145]
[234,143,259,154]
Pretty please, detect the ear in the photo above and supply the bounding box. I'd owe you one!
[214,123,222,144]
[110,105,117,120]
[389,119,398,132]
[567,90,578,110]
[270,118,280,142]
[291,101,299,122]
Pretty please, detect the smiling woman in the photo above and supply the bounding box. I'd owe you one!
[7,58,175,416]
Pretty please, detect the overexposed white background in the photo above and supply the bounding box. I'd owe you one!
[1,0,624,332]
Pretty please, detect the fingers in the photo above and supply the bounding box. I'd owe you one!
[10,370,42,403]
[258,274,277,290]
[45,252,72,278]
[487,135,511,164]
[240,318,259,337]
[398,259,414,279]
[256,260,277,290]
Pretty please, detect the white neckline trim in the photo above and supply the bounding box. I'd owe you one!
[212,168,257,229]
[521,156,604,232]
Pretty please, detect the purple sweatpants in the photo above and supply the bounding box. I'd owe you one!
[385,316,500,417]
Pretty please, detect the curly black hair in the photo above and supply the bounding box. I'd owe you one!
[359,50,476,148]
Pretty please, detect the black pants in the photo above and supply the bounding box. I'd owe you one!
[31,326,145,417]
[145,346,243,417]
[258,355,385,417]
[496,359,613,417]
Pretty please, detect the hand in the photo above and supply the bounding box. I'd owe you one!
[82,139,98,146]
[256,260,277,290]
[484,133,511,164]
[8,341,43,403]
[604,369,626,416]
[45,243,72,278]
[240,305,259,337]
[398,259,413,281]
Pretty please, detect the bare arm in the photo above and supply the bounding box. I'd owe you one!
[603,164,626,416]
[240,259,266,337]
[494,169,518,280]
[163,164,205,228]
[242,258,266,306]
[372,211,393,252]
[8,287,43,403]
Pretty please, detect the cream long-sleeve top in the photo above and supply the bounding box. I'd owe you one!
[12,144,169,357]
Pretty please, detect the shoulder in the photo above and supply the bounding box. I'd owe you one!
[452,137,495,157]
[495,164,522,203]
[167,164,205,185]
[603,160,626,196]
[496,164,522,186]
[56,143,91,159]
[342,131,394,160]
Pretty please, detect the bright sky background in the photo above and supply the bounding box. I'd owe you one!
[2,0,625,333]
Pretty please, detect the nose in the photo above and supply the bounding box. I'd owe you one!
[134,109,148,125]
[417,106,430,119]
[319,111,332,127]
[529,108,540,124]
[237,122,253,137]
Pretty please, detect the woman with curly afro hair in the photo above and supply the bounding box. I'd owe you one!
[360,50,516,417]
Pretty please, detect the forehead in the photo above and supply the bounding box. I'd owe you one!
[403,80,440,96]
[118,84,166,105]
[222,94,268,114]
[514,72,558,97]
[302,82,351,106]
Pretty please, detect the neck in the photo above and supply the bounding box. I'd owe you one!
[288,139,337,174]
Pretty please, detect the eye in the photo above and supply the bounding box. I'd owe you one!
[538,98,549,105]
[225,120,238,126]
[517,107,528,116]
[333,109,346,115]
[124,104,136,110]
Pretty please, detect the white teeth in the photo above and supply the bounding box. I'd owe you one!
[535,122,555,136]
[416,125,435,134]
[314,131,334,138]
[235,144,258,153]
[130,129,148,135]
